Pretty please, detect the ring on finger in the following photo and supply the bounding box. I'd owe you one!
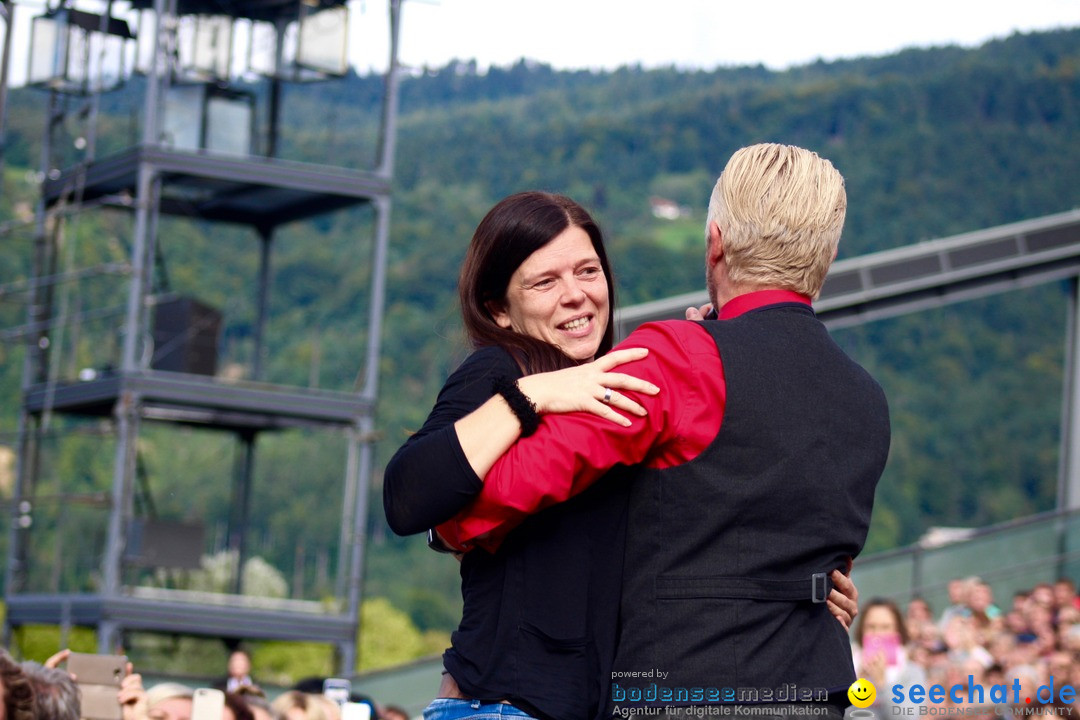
[603,387,612,404]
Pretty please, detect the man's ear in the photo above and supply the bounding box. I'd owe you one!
[707,221,724,266]
[486,300,512,329]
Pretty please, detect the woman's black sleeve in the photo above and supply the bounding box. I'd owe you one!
[382,347,520,536]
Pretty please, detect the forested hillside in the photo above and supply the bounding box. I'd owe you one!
[1,27,1078,638]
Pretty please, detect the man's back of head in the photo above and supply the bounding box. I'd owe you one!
[707,142,847,300]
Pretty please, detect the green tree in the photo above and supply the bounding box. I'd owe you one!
[357,597,447,672]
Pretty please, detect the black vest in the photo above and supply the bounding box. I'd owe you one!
[611,304,890,706]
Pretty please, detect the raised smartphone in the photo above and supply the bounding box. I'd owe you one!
[323,677,352,705]
[67,653,127,720]
[863,632,901,666]
[192,688,225,720]
[341,702,372,720]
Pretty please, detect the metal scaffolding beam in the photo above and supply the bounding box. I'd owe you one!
[4,0,403,674]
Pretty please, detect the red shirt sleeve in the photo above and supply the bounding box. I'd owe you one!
[436,321,726,552]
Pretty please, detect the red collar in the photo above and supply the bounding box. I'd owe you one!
[718,289,812,320]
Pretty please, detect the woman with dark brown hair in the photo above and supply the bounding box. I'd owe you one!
[384,192,656,534]
[384,191,659,720]
[852,598,927,714]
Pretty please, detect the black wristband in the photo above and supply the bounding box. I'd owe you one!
[493,376,541,437]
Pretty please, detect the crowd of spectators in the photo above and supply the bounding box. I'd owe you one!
[0,646,411,720]
[852,576,1080,717]
[4,579,1078,720]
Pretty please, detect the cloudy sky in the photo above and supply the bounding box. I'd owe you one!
[349,0,1080,73]
[4,0,1078,82]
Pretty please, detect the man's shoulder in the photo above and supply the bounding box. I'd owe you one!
[623,319,718,357]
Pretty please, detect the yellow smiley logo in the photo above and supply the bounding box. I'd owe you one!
[847,678,877,708]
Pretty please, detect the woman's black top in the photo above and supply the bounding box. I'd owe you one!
[383,346,628,720]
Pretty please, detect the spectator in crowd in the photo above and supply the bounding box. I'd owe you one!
[1010,664,1046,710]
[906,597,943,660]
[379,706,408,720]
[986,630,1019,669]
[145,683,194,720]
[939,577,976,630]
[1029,583,1055,612]
[1046,651,1073,690]
[983,662,1007,688]
[20,662,79,720]
[1004,606,1031,636]
[272,691,328,720]
[312,695,340,720]
[939,654,988,693]
[852,598,927,714]
[1061,620,1080,654]
[0,650,35,720]
[940,668,995,720]
[1054,578,1080,617]
[1010,590,1030,616]
[233,687,273,720]
[224,693,255,720]
[219,651,255,694]
[906,597,934,635]
[942,615,994,670]
[1025,599,1058,655]
[968,581,1003,642]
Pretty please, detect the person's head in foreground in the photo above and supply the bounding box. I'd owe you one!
[0,650,35,720]
[146,682,195,720]
[18,663,79,720]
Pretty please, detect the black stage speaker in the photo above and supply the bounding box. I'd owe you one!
[151,295,222,375]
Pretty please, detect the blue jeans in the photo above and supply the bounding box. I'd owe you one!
[422,699,535,720]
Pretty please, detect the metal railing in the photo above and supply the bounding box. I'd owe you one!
[851,507,1080,611]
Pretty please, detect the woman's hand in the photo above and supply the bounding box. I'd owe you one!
[517,348,659,427]
[828,568,859,630]
[454,348,659,482]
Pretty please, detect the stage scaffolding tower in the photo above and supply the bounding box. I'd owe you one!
[2,0,403,673]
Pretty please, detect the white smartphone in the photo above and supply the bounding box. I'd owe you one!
[192,688,225,720]
[323,678,352,705]
[342,703,372,720]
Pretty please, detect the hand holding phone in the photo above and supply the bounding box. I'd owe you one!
[67,653,127,720]
[863,632,901,666]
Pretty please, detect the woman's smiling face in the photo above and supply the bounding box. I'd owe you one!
[490,225,610,362]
